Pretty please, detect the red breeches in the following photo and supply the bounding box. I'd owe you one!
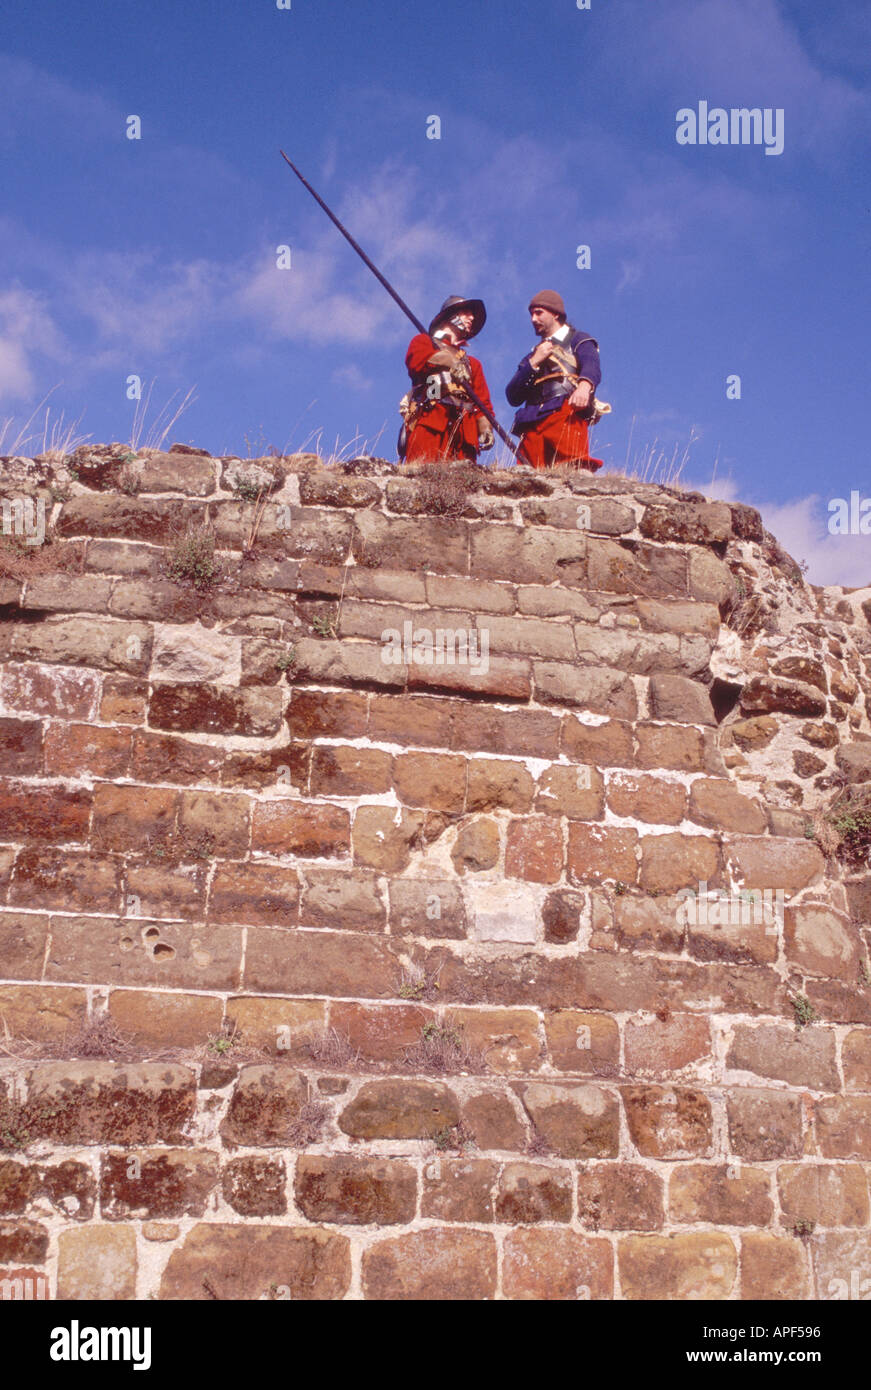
[517,401,603,471]
[405,410,479,463]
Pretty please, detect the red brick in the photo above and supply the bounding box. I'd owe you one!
[0,912,49,978]
[45,915,243,992]
[221,1156,286,1216]
[778,1164,869,1228]
[503,1229,613,1300]
[561,715,635,767]
[123,863,206,920]
[815,1097,871,1159]
[618,1233,737,1299]
[668,1164,773,1225]
[43,722,130,779]
[451,704,560,759]
[577,1164,664,1231]
[843,1029,871,1091]
[460,1092,527,1151]
[688,778,767,834]
[220,1066,310,1147]
[0,983,85,1040]
[784,904,861,983]
[301,867,385,932]
[223,997,326,1056]
[1,663,100,720]
[0,782,91,844]
[208,862,299,927]
[686,892,777,965]
[625,1015,711,1077]
[367,694,453,748]
[177,789,250,859]
[726,1089,803,1160]
[521,1082,620,1159]
[362,1229,496,1300]
[409,654,531,700]
[567,824,638,886]
[330,1002,431,1063]
[536,763,605,820]
[149,683,282,738]
[108,991,222,1048]
[9,847,120,913]
[159,1223,349,1300]
[352,806,423,873]
[99,676,147,724]
[100,1149,218,1220]
[393,751,466,812]
[449,1007,542,1074]
[288,688,368,740]
[740,1233,810,1300]
[339,1079,459,1139]
[614,894,685,952]
[466,758,535,814]
[222,744,309,794]
[421,1156,497,1222]
[25,1062,196,1145]
[607,772,687,825]
[295,1156,417,1225]
[726,1023,838,1090]
[542,888,584,944]
[388,879,468,939]
[309,745,393,798]
[725,836,825,891]
[244,928,398,999]
[635,723,707,772]
[131,730,223,785]
[423,940,786,1017]
[495,1162,572,1224]
[640,832,722,895]
[544,1011,620,1077]
[0,719,42,776]
[505,818,563,884]
[91,783,176,852]
[622,1086,713,1158]
[251,801,350,858]
[0,1221,49,1265]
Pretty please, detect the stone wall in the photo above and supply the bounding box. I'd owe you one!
[1,444,870,1300]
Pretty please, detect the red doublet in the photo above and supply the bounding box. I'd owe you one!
[404,333,494,463]
[517,399,604,472]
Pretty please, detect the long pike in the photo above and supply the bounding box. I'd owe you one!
[279,151,520,457]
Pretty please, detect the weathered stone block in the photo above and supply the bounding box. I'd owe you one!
[295,1156,417,1225]
[362,1229,496,1300]
[618,1233,736,1300]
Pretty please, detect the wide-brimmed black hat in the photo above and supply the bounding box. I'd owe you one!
[428,295,486,338]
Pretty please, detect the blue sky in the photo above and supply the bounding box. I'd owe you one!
[1,0,869,583]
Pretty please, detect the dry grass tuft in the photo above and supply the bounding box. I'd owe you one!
[287,1099,329,1147]
[0,535,86,582]
[404,1019,486,1075]
[413,460,482,516]
[300,1028,361,1069]
[59,1014,141,1060]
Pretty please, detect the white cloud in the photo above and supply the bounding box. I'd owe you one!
[332,364,374,393]
[0,288,64,399]
[755,494,871,589]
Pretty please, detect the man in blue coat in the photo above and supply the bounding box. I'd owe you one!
[506,290,604,470]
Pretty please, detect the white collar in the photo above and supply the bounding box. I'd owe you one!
[549,322,571,342]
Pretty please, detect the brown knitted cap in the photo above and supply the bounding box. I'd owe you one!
[528,290,566,318]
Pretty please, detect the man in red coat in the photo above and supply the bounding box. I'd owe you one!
[401,296,495,463]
